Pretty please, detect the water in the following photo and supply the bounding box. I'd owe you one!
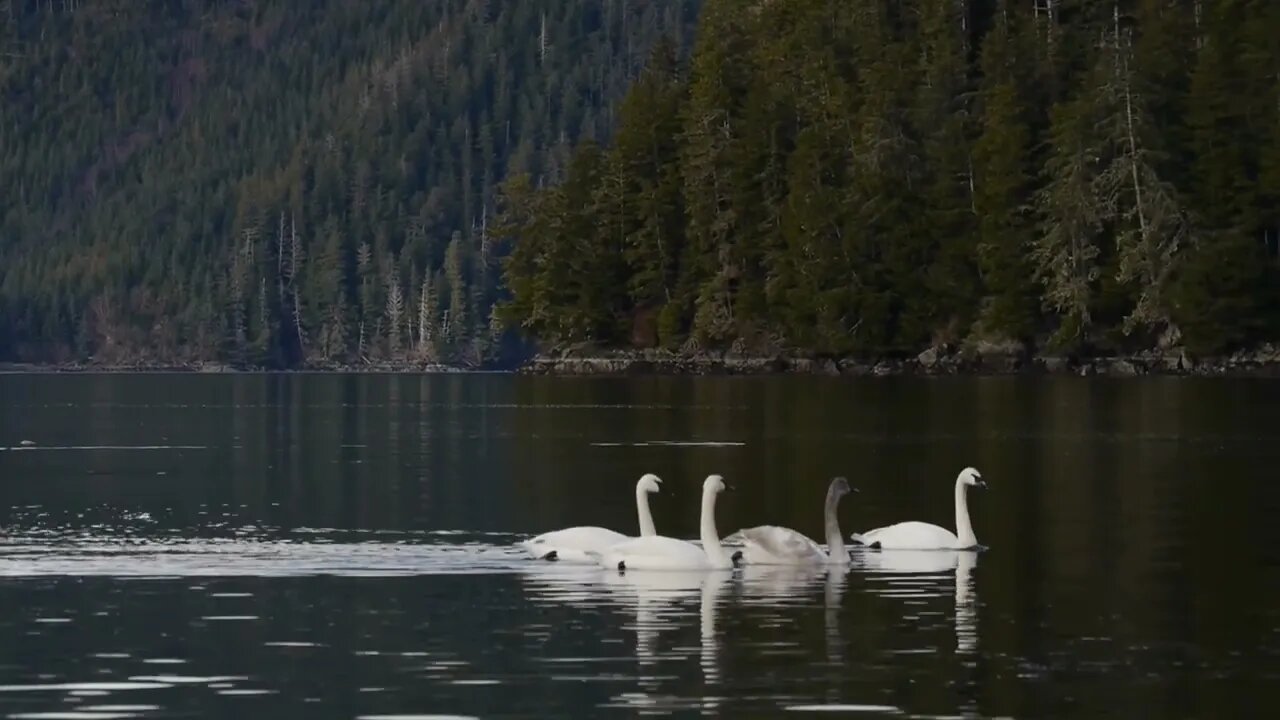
[2,373,1279,719]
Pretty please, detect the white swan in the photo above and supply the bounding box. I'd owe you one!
[598,475,735,571]
[733,477,854,565]
[849,466,986,550]
[519,473,662,563]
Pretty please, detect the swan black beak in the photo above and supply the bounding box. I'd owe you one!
[975,480,987,489]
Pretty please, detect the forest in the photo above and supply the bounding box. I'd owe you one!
[0,0,698,367]
[2,1,1279,368]
[498,0,1280,361]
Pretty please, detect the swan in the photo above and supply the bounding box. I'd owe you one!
[733,476,855,565]
[849,466,986,550]
[598,475,736,571]
[519,473,662,563]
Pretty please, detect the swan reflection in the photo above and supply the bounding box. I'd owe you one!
[738,562,850,702]
[599,570,731,715]
[824,569,847,667]
[515,561,609,605]
[601,570,703,670]
[699,571,728,705]
[737,562,829,603]
[852,549,979,654]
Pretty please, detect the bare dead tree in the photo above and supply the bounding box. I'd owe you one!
[290,215,306,357]
[539,11,548,64]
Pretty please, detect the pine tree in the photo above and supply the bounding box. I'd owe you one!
[612,38,686,343]
[417,271,438,360]
[912,0,980,346]
[972,1,1039,343]
[1033,95,1104,349]
[356,240,375,359]
[385,255,404,357]
[444,231,468,345]
[1092,3,1190,337]
[842,0,918,354]
[1170,0,1272,353]
[677,1,749,347]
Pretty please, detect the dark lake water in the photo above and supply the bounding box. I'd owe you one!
[2,372,1280,719]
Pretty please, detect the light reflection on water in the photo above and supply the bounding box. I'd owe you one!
[4,373,1280,719]
[0,523,987,719]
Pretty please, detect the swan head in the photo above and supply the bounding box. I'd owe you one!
[637,473,663,494]
[829,476,856,496]
[704,474,729,494]
[959,467,986,489]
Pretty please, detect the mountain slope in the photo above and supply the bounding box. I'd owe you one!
[497,0,1280,359]
[0,0,699,366]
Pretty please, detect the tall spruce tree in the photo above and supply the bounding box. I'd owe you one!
[972,2,1039,343]
[1171,0,1273,353]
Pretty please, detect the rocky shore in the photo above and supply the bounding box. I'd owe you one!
[4,345,1280,376]
[0,360,465,374]
[520,345,1280,377]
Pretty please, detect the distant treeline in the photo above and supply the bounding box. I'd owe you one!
[0,0,698,366]
[497,0,1280,359]
[3,1,1279,369]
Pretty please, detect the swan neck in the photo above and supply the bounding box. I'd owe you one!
[635,485,656,537]
[954,478,977,548]
[823,488,847,562]
[700,485,729,568]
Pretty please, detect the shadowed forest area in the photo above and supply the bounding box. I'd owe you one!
[498,0,1280,362]
[0,0,698,367]
[2,0,1278,369]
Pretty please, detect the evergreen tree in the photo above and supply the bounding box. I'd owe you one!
[612,38,686,344]
[677,0,749,347]
[1092,3,1190,337]
[1170,0,1273,352]
[0,0,695,367]
[7,0,1280,367]
[912,0,981,345]
[972,2,1039,342]
[1033,93,1104,349]
[444,231,469,346]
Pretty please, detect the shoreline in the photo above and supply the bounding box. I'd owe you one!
[518,347,1280,377]
[3,345,1280,376]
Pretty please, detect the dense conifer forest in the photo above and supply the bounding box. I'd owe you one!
[499,0,1280,362]
[2,1,1278,369]
[0,0,698,367]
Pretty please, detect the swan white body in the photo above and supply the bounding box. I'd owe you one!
[599,475,734,571]
[850,467,986,550]
[735,477,854,566]
[520,473,662,563]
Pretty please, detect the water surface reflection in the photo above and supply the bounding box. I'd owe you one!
[853,549,980,655]
[3,373,1280,719]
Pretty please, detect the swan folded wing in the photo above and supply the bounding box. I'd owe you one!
[599,535,710,570]
[738,525,826,564]
[851,521,961,550]
[520,526,630,559]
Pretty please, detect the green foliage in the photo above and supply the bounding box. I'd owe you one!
[0,0,697,366]
[972,3,1039,343]
[1167,0,1279,352]
[5,0,1279,365]
[498,0,1280,359]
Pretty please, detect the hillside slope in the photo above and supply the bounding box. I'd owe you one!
[498,0,1280,361]
[0,0,699,366]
